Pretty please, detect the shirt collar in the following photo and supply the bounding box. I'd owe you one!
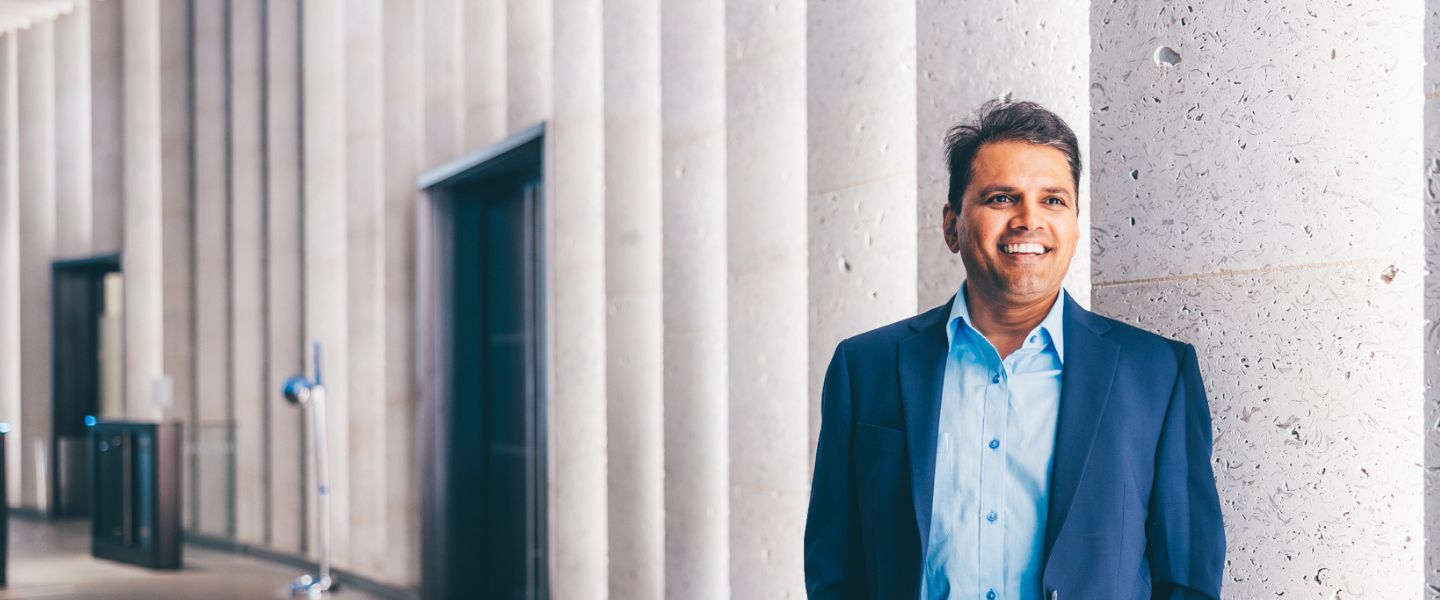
[947,280,1066,363]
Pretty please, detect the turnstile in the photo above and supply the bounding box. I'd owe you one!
[90,421,182,569]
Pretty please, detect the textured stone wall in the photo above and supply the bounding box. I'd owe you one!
[1092,1,1425,597]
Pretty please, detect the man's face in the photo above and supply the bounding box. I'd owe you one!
[943,140,1079,305]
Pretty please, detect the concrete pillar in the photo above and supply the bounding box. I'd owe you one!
[660,0,728,596]
[725,1,808,596]
[603,0,662,597]
[229,0,267,547]
[422,0,463,166]
[806,0,918,461]
[344,0,388,576]
[0,33,19,508]
[1426,0,1440,592]
[381,0,423,585]
[464,0,505,148]
[301,0,351,565]
[550,0,608,594]
[265,0,306,554]
[192,0,232,537]
[54,4,92,259]
[507,0,551,132]
[915,0,1091,310]
[90,0,123,255]
[17,21,56,512]
[1091,1,1423,596]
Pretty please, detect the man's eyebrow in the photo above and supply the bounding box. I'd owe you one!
[973,184,1073,196]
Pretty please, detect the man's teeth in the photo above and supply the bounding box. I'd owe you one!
[1001,243,1047,255]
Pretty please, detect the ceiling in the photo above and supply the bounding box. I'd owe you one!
[0,0,78,34]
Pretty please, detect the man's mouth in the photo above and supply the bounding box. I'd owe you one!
[999,243,1050,255]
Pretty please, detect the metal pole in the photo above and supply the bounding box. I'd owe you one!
[283,342,337,597]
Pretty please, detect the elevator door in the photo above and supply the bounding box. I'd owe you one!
[448,174,546,600]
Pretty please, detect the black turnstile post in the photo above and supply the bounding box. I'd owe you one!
[90,421,181,569]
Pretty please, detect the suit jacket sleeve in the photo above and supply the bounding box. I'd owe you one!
[1147,342,1226,600]
[805,341,867,598]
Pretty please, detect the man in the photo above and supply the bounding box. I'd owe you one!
[804,100,1225,599]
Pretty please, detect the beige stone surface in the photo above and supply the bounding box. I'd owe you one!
[17,21,55,512]
[660,0,729,596]
[550,0,609,595]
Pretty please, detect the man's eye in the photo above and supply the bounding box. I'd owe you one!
[1046,196,1066,205]
[989,195,1015,204]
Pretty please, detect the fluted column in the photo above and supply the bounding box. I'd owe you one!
[229,0,267,547]
[1092,1,1422,595]
[551,0,608,594]
[915,0,1091,309]
[0,33,19,508]
[464,0,506,148]
[806,0,918,461]
[660,0,728,596]
[725,1,808,596]
[603,0,662,597]
[507,0,551,132]
[381,0,423,585]
[422,0,463,165]
[265,0,307,554]
[300,0,351,565]
[17,21,56,512]
[90,0,123,255]
[54,3,91,259]
[192,0,232,537]
[344,0,388,575]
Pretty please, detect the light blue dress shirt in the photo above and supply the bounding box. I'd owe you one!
[920,282,1065,600]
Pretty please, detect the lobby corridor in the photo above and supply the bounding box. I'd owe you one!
[2,518,385,599]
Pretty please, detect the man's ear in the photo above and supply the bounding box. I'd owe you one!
[942,203,962,254]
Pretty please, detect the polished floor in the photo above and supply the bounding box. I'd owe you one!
[3,517,385,599]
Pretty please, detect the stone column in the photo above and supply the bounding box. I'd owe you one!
[464,0,505,148]
[550,0,608,594]
[660,0,728,596]
[17,21,56,512]
[915,0,1091,310]
[54,3,92,259]
[265,0,306,554]
[301,0,351,565]
[1091,1,1423,596]
[0,33,19,508]
[344,0,388,575]
[507,0,551,132]
[603,0,662,597]
[192,0,233,537]
[90,0,123,255]
[725,0,808,596]
[422,0,463,165]
[229,0,267,547]
[1426,0,1440,592]
[806,0,918,461]
[381,0,423,585]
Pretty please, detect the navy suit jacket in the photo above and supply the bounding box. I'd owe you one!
[804,293,1225,599]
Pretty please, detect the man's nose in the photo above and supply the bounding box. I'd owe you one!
[1009,197,1041,230]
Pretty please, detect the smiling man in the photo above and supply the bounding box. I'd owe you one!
[804,100,1225,599]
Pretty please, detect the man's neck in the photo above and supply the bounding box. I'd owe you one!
[964,285,1060,357]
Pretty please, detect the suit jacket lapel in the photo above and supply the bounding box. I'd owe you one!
[1043,293,1120,565]
[899,299,951,559]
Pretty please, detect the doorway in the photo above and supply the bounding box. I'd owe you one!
[51,254,122,517]
[418,125,547,600]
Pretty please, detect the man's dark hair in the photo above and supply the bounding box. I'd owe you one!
[944,99,1082,213]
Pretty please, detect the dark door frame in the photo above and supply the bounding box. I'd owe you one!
[51,253,122,516]
[416,123,548,600]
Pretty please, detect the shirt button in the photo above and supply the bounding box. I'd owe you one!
[986,511,997,523]
[991,374,1000,384]
[987,589,997,600]
[1029,335,1038,344]
[989,438,1000,450]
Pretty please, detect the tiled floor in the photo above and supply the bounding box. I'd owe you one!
[3,518,384,600]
